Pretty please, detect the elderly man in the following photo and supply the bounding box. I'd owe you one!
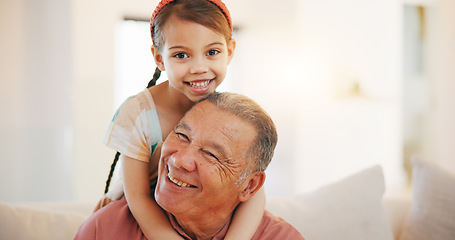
[75,92,304,240]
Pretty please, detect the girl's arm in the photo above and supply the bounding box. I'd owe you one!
[122,154,183,240]
[224,187,266,240]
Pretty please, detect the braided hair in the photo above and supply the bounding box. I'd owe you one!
[103,67,161,194]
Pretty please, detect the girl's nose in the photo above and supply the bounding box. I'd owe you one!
[189,57,208,74]
[170,145,198,172]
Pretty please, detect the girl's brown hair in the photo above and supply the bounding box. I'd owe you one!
[151,0,232,51]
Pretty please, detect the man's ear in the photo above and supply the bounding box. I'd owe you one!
[151,45,165,71]
[239,171,265,202]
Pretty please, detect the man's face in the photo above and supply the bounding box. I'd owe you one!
[155,100,257,218]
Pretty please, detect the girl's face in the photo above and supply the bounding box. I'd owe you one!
[152,15,235,103]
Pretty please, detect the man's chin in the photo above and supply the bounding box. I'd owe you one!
[155,182,178,212]
[155,194,183,217]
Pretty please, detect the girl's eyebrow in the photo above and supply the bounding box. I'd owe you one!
[168,42,225,51]
[207,42,225,47]
[168,45,186,51]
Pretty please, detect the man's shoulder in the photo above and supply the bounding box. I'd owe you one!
[252,210,305,240]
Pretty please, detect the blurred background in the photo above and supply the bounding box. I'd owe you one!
[1,0,454,203]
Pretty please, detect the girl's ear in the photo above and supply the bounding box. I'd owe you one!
[151,45,165,71]
[238,171,265,202]
[227,38,236,64]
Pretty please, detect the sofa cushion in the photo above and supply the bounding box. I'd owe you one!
[266,165,393,240]
[0,202,89,240]
[399,158,455,240]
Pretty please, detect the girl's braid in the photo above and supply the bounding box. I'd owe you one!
[104,152,120,194]
[147,67,161,88]
[104,67,160,194]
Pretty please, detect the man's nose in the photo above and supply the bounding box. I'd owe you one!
[189,56,208,74]
[171,145,198,172]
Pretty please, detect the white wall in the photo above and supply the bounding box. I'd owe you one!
[71,0,120,202]
[1,0,454,202]
[424,0,455,173]
[0,0,74,201]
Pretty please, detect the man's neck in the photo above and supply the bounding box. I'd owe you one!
[168,212,233,240]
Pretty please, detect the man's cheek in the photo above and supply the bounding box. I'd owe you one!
[212,165,239,184]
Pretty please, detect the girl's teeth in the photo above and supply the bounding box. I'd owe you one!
[189,80,210,88]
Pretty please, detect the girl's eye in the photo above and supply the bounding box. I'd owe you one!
[207,49,220,56]
[173,52,189,59]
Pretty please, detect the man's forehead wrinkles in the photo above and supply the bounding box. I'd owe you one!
[194,102,208,114]
[220,126,234,141]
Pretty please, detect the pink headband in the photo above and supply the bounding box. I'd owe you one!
[150,0,232,42]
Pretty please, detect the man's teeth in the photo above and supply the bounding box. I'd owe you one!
[168,173,192,188]
[189,80,210,88]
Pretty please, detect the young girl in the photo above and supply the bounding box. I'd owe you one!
[100,0,266,239]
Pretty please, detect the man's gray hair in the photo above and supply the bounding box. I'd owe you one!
[199,92,278,175]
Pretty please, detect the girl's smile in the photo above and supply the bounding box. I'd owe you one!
[186,79,214,93]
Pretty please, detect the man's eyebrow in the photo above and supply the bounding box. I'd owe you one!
[208,141,229,159]
[207,130,234,160]
[175,121,191,132]
[177,121,230,159]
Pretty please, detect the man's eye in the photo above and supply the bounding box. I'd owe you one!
[173,52,189,59]
[203,150,219,161]
[175,132,190,141]
[206,49,220,56]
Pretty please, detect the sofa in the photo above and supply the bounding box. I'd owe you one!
[1,158,454,240]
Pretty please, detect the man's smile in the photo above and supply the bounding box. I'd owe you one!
[168,172,196,188]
